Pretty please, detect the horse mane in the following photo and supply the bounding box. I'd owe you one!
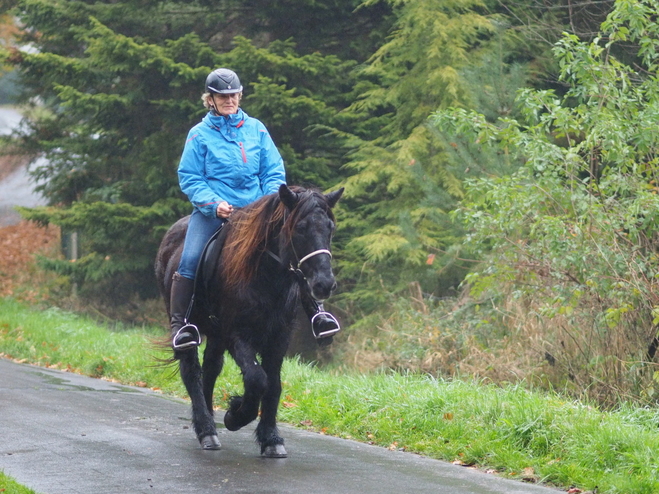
[219,186,335,293]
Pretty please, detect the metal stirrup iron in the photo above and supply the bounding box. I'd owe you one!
[172,322,202,350]
[311,311,341,339]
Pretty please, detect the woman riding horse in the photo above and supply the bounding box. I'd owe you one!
[170,68,338,351]
[156,184,343,455]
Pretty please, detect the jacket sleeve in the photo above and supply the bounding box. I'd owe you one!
[258,126,287,195]
[178,130,222,218]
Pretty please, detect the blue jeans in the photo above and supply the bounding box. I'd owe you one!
[177,209,226,280]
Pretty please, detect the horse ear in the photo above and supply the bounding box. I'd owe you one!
[279,184,299,210]
[325,187,344,208]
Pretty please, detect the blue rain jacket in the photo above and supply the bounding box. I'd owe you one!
[178,109,286,217]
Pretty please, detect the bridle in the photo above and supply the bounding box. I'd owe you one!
[296,249,332,269]
[267,200,334,284]
[266,248,332,284]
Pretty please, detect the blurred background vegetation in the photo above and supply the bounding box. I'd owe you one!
[2,0,659,407]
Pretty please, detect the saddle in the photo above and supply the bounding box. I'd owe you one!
[193,223,229,313]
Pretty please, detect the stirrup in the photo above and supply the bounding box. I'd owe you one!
[311,312,341,339]
[172,323,202,350]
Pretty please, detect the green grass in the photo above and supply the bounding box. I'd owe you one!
[0,471,38,494]
[2,297,659,493]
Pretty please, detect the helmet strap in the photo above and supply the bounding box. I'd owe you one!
[209,93,220,116]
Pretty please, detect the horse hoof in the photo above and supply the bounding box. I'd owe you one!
[200,435,221,450]
[223,411,241,431]
[262,444,287,458]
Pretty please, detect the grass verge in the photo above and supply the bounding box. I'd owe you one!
[0,471,38,494]
[1,297,659,493]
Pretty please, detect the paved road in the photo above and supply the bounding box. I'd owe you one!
[0,106,22,134]
[0,107,46,226]
[0,359,560,494]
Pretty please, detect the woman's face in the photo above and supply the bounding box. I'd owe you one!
[212,92,241,116]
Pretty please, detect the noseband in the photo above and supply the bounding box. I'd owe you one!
[296,249,332,269]
[265,197,334,296]
[266,248,332,283]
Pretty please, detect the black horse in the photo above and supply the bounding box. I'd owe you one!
[155,184,343,457]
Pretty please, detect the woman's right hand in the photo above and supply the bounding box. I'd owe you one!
[216,201,234,218]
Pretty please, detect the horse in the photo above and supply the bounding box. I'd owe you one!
[155,184,344,457]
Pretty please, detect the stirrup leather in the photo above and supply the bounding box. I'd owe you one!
[311,311,341,339]
[172,322,202,350]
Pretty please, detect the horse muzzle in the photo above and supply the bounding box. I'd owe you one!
[309,276,337,301]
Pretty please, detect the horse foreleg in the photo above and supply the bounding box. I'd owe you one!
[224,340,267,432]
[202,337,225,414]
[256,354,287,458]
[177,350,221,450]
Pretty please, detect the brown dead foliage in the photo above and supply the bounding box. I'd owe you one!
[0,220,60,299]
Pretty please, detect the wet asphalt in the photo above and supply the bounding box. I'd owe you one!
[0,358,562,494]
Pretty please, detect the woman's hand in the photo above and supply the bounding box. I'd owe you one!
[216,201,234,218]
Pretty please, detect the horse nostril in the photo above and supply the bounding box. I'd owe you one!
[312,278,336,300]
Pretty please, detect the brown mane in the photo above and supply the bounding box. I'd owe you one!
[219,187,335,293]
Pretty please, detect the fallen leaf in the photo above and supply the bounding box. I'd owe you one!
[522,466,537,482]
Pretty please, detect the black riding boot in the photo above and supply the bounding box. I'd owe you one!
[300,289,340,341]
[170,272,201,350]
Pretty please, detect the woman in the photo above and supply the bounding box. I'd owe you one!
[170,68,339,350]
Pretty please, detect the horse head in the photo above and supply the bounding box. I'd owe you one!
[279,184,344,301]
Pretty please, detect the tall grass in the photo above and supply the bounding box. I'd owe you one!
[2,297,659,493]
[333,286,659,408]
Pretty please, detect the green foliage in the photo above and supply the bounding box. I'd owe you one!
[333,0,531,312]
[433,0,659,403]
[1,0,629,325]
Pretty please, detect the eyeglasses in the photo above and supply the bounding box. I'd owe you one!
[215,93,241,100]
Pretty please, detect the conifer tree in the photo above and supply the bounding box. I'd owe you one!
[332,0,507,310]
[1,0,374,308]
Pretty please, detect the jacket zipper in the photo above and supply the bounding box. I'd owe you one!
[239,142,247,163]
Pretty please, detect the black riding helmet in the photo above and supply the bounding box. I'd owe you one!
[206,68,243,94]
